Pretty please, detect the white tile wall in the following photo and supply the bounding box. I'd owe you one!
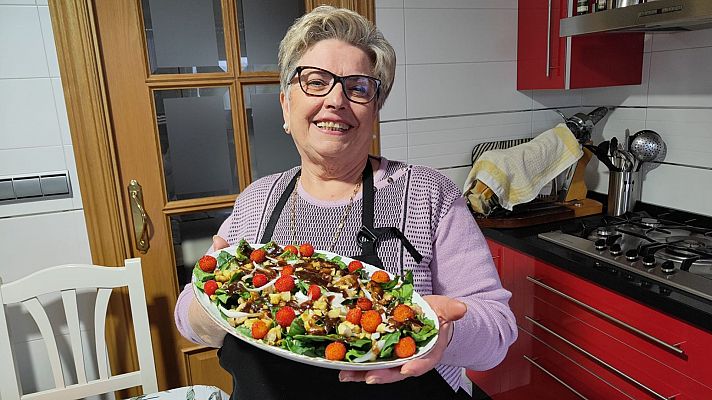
[404,8,517,64]
[0,5,49,78]
[0,78,63,149]
[377,2,541,190]
[0,2,92,396]
[406,61,533,118]
[648,46,712,108]
[375,5,712,217]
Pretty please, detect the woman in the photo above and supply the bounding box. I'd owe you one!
[175,6,516,399]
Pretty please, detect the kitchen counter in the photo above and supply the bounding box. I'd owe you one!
[479,217,712,334]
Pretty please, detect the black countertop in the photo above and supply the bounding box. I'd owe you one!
[479,215,712,334]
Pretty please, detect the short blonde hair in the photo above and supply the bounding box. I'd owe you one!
[278,6,396,110]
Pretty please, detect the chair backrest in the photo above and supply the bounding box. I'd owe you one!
[0,258,158,400]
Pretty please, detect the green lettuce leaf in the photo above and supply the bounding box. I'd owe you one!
[345,348,368,362]
[408,315,439,345]
[283,337,318,357]
[378,331,401,359]
[192,266,214,283]
[217,250,235,271]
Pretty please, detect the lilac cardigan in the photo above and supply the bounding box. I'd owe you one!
[174,157,517,391]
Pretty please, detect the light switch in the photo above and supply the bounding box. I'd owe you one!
[0,180,15,201]
[13,177,43,198]
[40,174,70,195]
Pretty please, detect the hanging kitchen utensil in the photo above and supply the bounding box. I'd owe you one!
[630,130,665,171]
[624,128,631,151]
[584,141,620,172]
[610,137,619,159]
[562,107,609,143]
[619,149,636,172]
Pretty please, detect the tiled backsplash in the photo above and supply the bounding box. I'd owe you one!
[0,2,93,395]
[0,2,82,218]
[376,0,712,216]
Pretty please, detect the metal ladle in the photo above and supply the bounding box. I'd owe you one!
[629,130,665,171]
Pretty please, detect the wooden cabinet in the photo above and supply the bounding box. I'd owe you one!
[468,240,712,399]
[517,0,645,90]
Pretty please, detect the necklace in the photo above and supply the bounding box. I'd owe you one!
[290,176,362,252]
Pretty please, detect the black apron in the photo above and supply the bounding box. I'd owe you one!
[218,160,462,400]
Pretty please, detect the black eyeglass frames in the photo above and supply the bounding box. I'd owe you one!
[290,66,381,105]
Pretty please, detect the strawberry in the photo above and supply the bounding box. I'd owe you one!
[360,310,381,333]
[299,242,314,257]
[274,275,295,292]
[275,306,296,328]
[281,265,295,276]
[252,273,268,288]
[356,297,373,311]
[392,304,415,323]
[346,307,362,325]
[203,280,218,296]
[250,249,267,263]
[307,284,321,301]
[347,260,363,273]
[371,270,390,284]
[251,320,269,339]
[198,255,217,273]
[324,341,347,361]
[394,336,416,358]
[284,245,298,255]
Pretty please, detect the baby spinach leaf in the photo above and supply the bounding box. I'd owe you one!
[192,266,214,283]
[378,331,401,359]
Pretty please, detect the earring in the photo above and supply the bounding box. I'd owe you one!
[283,122,290,134]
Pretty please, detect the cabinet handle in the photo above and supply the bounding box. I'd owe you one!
[525,316,677,400]
[491,255,500,260]
[523,355,589,400]
[526,276,684,356]
[546,0,552,77]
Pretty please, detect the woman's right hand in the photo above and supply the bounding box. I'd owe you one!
[187,235,230,347]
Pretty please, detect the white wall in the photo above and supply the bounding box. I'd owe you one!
[375,0,583,189]
[376,0,712,217]
[0,0,96,397]
[580,30,712,217]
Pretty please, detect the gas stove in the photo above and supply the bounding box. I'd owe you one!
[538,211,712,302]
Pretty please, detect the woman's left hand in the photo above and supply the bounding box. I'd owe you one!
[338,295,467,384]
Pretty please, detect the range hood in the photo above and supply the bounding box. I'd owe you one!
[560,0,712,37]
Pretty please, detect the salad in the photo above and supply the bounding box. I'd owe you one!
[192,240,438,364]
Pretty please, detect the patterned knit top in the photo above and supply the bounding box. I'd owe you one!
[175,156,517,392]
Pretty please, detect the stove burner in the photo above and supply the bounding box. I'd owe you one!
[665,236,711,249]
[597,226,618,237]
[641,218,661,228]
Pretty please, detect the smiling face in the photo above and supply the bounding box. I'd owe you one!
[280,39,378,169]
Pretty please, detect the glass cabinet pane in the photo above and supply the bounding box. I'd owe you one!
[243,85,300,180]
[171,209,233,289]
[154,87,238,200]
[236,0,305,72]
[142,0,227,74]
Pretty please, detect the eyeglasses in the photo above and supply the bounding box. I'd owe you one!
[290,66,381,105]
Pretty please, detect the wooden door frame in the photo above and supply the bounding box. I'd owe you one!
[48,0,378,390]
[48,0,141,394]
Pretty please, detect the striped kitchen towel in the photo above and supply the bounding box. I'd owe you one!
[465,123,582,211]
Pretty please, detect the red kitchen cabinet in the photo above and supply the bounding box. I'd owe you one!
[517,0,645,90]
[467,240,712,399]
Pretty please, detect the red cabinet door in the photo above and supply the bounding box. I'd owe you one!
[517,0,644,90]
[469,239,712,399]
[517,0,566,90]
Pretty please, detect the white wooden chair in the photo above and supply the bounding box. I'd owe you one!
[0,258,158,400]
